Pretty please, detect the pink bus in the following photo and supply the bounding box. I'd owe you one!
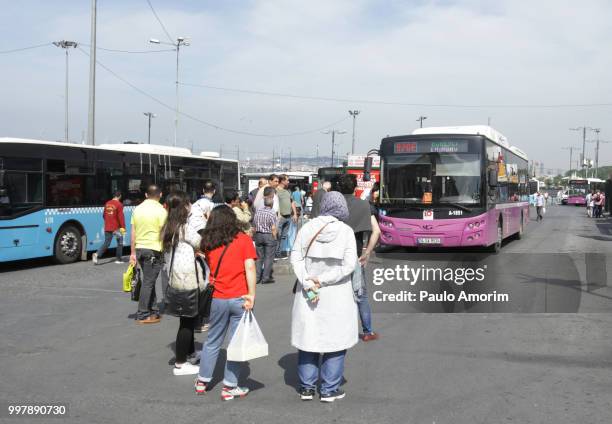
[368,126,530,253]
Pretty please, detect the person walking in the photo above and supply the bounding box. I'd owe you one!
[253,187,278,284]
[195,205,257,400]
[535,191,544,221]
[586,191,593,217]
[276,175,298,258]
[130,185,168,324]
[161,191,203,376]
[338,174,380,342]
[290,191,358,402]
[93,191,125,264]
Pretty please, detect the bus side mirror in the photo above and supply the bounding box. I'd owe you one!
[363,157,373,182]
[488,168,498,187]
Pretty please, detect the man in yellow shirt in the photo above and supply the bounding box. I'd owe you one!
[129,185,168,324]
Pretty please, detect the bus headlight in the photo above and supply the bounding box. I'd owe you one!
[381,220,394,229]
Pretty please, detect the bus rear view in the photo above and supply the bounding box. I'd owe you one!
[375,126,529,252]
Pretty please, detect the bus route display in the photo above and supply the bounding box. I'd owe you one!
[394,140,469,154]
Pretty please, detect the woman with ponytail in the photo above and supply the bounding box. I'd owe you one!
[161,191,204,376]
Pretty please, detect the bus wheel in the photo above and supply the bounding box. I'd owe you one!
[516,214,524,239]
[489,221,502,253]
[54,225,83,264]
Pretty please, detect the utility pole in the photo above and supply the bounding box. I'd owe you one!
[322,130,346,167]
[236,144,240,163]
[53,41,78,143]
[349,110,360,154]
[570,126,594,178]
[143,112,156,144]
[316,144,319,167]
[562,146,579,177]
[87,0,97,146]
[587,134,612,179]
[289,148,292,170]
[417,116,427,128]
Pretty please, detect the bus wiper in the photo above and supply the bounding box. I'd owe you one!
[438,202,471,212]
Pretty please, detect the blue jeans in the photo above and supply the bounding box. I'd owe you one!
[96,231,123,260]
[357,265,373,334]
[298,350,346,395]
[276,216,291,256]
[198,298,245,387]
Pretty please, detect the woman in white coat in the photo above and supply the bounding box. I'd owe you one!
[290,191,358,402]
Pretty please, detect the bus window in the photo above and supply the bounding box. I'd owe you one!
[0,158,43,216]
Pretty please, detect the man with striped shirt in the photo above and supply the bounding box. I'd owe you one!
[253,187,278,284]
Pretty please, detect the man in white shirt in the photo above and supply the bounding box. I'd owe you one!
[535,191,544,222]
[253,174,280,213]
[190,180,216,235]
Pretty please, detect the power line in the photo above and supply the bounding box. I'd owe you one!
[76,46,350,138]
[145,0,175,44]
[0,42,51,54]
[179,81,612,109]
[81,43,175,54]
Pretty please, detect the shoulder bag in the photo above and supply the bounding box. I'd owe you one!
[291,222,330,294]
[198,243,230,319]
[164,240,199,317]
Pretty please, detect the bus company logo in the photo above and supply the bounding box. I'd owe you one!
[422,224,434,230]
[423,210,434,221]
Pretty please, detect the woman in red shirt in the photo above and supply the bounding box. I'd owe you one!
[195,205,257,400]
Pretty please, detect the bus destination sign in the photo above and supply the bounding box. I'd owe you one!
[393,140,469,154]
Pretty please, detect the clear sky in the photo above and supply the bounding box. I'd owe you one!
[1,0,611,172]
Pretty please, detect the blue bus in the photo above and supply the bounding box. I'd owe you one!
[0,138,239,263]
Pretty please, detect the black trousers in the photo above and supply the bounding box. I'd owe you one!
[176,315,198,363]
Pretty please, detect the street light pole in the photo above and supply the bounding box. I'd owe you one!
[53,40,78,143]
[143,112,156,144]
[150,36,190,147]
[417,116,427,128]
[87,0,97,146]
[349,110,360,154]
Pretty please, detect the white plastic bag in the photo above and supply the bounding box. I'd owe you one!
[227,310,269,362]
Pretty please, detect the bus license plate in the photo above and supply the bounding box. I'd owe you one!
[417,237,441,244]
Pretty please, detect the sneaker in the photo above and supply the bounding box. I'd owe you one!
[92,253,98,265]
[136,315,161,325]
[114,259,124,264]
[173,362,200,376]
[221,386,249,401]
[262,279,275,284]
[195,323,209,333]
[194,379,207,395]
[320,390,346,403]
[299,388,315,401]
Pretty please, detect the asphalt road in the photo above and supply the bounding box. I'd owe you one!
[0,204,611,424]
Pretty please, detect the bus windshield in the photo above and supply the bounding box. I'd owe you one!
[383,153,481,204]
[568,180,588,196]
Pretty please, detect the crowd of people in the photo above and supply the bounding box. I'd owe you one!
[93,173,379,403]
[586,190,606,218]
